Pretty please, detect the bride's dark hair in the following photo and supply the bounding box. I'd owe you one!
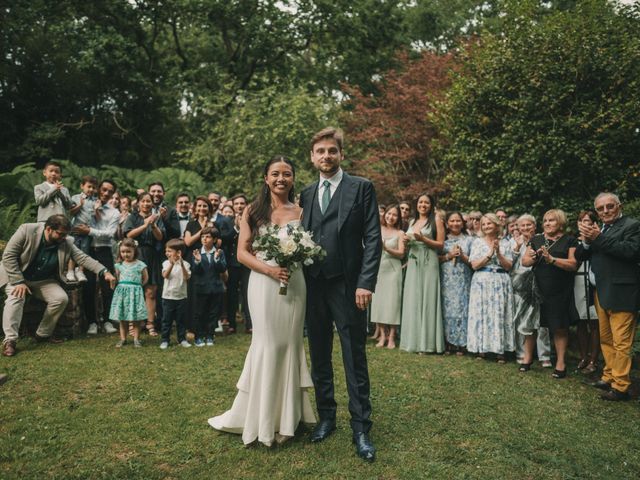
[248,156,296,241]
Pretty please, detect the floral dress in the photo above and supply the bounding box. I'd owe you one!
[109,260,148,322]
[466,238,515,354]
[440,234,473,347]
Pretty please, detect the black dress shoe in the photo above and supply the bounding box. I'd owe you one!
[588,380,611,391]
[601,389,630,402]
[310,419,336,443]
[34,334,64,344]
[352,432,376,462]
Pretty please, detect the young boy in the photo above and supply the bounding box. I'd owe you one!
[191,227,227,347]
[66,175,99,282]
[34,161,73,222]
[160,239,192,349]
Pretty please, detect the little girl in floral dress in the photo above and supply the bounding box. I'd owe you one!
[109,239,148,348]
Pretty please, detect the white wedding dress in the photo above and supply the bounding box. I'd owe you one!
[208,221,316,446]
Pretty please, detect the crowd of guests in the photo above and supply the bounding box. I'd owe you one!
[370,193,640,402]
[1,160,252,356]
[1,160,638,403]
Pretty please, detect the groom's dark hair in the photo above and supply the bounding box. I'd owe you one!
[310,127,344,152]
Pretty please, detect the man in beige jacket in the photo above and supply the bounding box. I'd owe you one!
[1,215,116,356]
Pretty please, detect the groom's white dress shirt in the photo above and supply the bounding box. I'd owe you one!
[317,168,344,209]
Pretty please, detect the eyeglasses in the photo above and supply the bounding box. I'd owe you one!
[595,203,618,213]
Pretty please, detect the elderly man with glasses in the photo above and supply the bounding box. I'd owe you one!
[576,193,640,401]
[1,215,115,357]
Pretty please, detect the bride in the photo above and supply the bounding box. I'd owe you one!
[208,156,316,446]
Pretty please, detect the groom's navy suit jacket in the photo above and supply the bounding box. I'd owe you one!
[300,172,382,295]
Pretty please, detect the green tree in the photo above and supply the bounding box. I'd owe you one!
[179,85,337,198]
[435,0,640,216]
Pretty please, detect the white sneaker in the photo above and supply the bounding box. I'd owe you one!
[206,337,215,347]
[74,268,88,283]
[103,322,117,334]
[87,323,98,335]
[180,340,192,348]
[65,270,77,282]
[160,341,169,350]
[214,321,224,333]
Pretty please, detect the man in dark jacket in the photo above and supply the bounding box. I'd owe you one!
[576,192,640,401]
[300,127,382,461]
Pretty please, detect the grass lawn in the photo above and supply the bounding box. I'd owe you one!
[1,332,639,480]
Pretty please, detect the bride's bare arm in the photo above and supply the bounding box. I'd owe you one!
[237,208,290,283]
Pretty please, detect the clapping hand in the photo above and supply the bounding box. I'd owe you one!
[193,249,201,262]
[578,222,600,243]
[537,246,555,264]
[492,239,500,254]
[145,213,159,226]
[159,206,168,219]
[214,248,221,260]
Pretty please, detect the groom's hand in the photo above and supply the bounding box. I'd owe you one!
[355,288,373,311]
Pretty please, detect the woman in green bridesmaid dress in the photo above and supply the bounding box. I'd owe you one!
[400,194,445,354]
[370,205,406,349]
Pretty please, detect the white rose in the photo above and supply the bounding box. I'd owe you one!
[300,236,316,249]
[280,237,297,255]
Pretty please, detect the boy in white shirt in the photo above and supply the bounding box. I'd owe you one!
[160,239,191,349]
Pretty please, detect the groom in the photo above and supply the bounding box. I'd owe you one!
[301,127,382,462]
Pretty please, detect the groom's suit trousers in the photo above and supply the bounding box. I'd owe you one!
[306,274,372,434]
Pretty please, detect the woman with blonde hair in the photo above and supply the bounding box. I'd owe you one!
[512,214,551,370]
[467,213,515,362]
[522,209,578,378]
[370,205,405,349]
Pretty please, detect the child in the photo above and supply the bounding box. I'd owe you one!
[160,239,192,349]
[34,160,73,222]
[191,226,227,347]
[66,175,98,282]
[109,239,148,348]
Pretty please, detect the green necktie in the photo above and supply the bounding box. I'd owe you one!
[321,180,331,214]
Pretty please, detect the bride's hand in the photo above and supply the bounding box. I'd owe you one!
[267,266,290,284]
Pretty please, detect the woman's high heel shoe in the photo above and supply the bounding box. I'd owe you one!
[518,362,532,372]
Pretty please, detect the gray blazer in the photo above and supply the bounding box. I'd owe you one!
[34,181,73,222]
[0,223,105,288]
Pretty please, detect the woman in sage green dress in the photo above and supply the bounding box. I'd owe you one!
[370,205,406,349]
[400,194,445,354]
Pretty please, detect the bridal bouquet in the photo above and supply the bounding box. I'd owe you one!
[252,223,326,295]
